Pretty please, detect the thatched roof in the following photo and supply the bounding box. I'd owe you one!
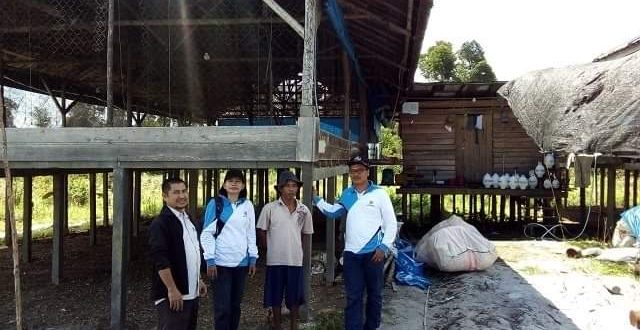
[497,51,640,159]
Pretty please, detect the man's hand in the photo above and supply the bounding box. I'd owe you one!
[207,265,218,280]
[198,279,207,297]
[249,265,256,277]
[371,248,385,263]
[312,186,318,197]
[167,287,183,311]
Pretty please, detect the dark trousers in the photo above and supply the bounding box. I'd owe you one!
[156,298,199,330]
[343,251,384,330]
[212,266,249,330]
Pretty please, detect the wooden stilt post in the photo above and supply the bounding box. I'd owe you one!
[132,171,141,237]
[103,172,109,227]
[491,195,497,221]
[188,170,198,219]
[63,174,69,235]
[89,173,97,246]
[579,187,586,223]
[3,191,10,247]
[624,170,630,209]
[22,176,33,262]
[606,166,617,239]
[325,176,336,286]
[204,169,212,203]
[52,173,65,284]
[300,163,314,320]
[634,171,638,207]
[110,167,132,329]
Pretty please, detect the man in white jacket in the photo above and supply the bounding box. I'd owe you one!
[200,169,258,330]
[314,156,397,330]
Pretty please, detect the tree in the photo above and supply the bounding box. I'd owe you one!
[32,106,52,127]
[2,97,17,128]
[418,41,456,82]
[66,103,105,127]
[455,40,496,83]
[419,40,497,82]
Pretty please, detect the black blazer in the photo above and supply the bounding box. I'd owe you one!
[148,206,202,301]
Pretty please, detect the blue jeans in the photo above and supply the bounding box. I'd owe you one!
[343,251,384,330]
[211,266,248,330]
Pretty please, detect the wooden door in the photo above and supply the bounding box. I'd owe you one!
[455,112,493,184]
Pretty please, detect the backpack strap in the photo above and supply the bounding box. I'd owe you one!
[213,196,225,239]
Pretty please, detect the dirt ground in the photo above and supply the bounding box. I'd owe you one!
[382,240,640,330]
[3,224,640,330]
[0,225,345,330]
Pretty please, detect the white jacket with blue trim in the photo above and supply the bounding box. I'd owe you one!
[314,182,397,254]
[200,196,258,267]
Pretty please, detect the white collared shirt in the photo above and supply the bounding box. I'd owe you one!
[155,207,200,305]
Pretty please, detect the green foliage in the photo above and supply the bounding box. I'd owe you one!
[418,41,456,81]
[141,114,170,127]
[32,106,52,127]
[420,40,497,82]
[311,311,343,330]
[2,96,18,127]
[380,123,402,159]
[67,103,105,127]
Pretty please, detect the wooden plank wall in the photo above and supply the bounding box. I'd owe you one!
[492,105,541,175]
[401,98,540,184]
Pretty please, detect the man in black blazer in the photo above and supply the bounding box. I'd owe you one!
[149,177,207,330]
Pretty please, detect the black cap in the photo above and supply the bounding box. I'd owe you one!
[223,169,245,183]
[347,155,370,168]
[276,170,303,188]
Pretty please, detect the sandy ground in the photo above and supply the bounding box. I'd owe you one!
[381,240,640,330]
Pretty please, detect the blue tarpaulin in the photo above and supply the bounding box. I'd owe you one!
[395,239,431,290]
[622,206,640,237]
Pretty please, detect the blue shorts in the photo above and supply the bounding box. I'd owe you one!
[263,265,305,309]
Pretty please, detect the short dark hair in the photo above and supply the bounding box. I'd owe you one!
[162,177,186,194]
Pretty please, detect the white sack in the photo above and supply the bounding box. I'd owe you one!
[415,215,497,272]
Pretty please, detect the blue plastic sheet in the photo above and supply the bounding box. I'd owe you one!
[622,205,640,237]
[394,239,431,290]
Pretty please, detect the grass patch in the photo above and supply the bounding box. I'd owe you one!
[580,259,632,277]
[567,240,607,250]
[519,265,548,275]
[310,310,343,330]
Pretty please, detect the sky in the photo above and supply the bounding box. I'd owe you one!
[415,0,640,82]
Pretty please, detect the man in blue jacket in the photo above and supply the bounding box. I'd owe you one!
[314,156,397,330]
[149,177,207,330]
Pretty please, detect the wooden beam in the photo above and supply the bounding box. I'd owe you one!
[52,173,64,284]
[22,176,33,262]
[342,51,351,141]
[106,0,115,127]
[312,165,348,181]
[110,167,132,329]
[338,1,410,37]
[262,0,304,38]
[3,126,299,168]
[300,0,319,117]
[325,176,336,286]
[89,173,97,246]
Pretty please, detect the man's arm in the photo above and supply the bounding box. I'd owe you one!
[313,197,346,219]
[158,268,184,311]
